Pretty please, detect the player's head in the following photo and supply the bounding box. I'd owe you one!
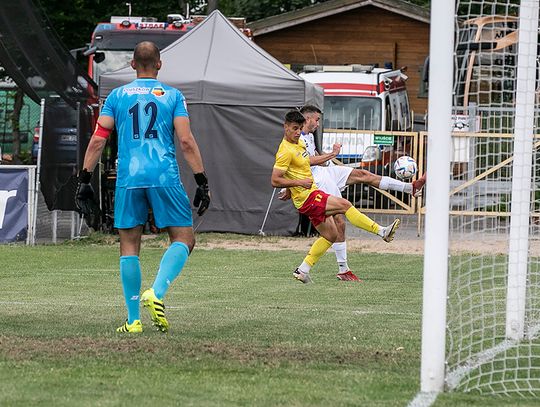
[131,41,162,75]
[300,105,322,133]
[283,110,305,143]
[285,110,306,126]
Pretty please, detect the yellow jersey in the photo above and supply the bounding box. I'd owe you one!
[273,138,317,208]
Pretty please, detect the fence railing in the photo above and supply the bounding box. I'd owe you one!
[331,130,540,234]
[330,130,420,214]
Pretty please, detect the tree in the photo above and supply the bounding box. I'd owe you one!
[39,0,431,51]
[39,0,337,48]
[218,0,331,21]
[208,0,219,13]
[0,66,26,164]
[9,88,25,164]
[217,0,429,22]
[38,0,183,51]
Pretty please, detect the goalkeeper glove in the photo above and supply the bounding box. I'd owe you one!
[193,172,210,216]
[76,169,95,217]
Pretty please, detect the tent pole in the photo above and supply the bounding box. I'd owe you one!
[259,188,276,236]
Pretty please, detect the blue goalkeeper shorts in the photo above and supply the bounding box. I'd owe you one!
[114,185,193,229]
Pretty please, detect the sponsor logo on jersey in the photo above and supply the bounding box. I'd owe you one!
[123,87,151,95]
[151,87,166,97]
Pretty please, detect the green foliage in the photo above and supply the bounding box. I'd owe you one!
[17,148,33,164]
[38,0,183,50]
[223,0,429,22]
[38,0,432,51]
[220,0,326,21]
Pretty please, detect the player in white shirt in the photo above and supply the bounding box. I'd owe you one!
[290,105,425,281]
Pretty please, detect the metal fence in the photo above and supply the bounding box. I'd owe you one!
[0,90,41,157]
[333,130,420,215]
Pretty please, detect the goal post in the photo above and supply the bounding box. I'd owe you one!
[420,0,455,393]
[505,0,540,341]
[419,0,540,398]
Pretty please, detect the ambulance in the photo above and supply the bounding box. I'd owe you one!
[299,64,411,164]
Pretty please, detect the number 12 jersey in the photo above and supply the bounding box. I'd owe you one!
[101,78,189,188]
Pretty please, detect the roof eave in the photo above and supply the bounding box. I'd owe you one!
[249,0,430,37]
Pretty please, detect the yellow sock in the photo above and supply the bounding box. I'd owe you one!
[345,207,380,235]
[304,237,332,267]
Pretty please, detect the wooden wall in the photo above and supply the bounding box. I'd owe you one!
[253,5,430,116]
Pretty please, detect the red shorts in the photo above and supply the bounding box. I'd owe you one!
[298,190,329,227]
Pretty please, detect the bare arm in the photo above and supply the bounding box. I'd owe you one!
[173,116,204,174]
[271,168,312,189]
[308,143,341,166]
[82,116,114,172]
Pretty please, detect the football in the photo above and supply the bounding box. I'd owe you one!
[394,155,417,180]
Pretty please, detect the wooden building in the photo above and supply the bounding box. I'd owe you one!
[249,0,430,116]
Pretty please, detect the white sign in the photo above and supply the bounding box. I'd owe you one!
[0,167,31,243]
[139,22,166,29]
[451,115,480,162]
[0,190,17,229]
[451,114,480,132]
[322,131,374,158]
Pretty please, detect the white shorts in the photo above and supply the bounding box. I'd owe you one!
[311,165,353,197]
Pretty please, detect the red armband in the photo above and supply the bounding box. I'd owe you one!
[94,122,112,139]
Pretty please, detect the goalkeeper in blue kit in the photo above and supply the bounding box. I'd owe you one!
[76,41,210,333]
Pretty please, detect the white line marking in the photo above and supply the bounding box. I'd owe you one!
[446,340,514,390]
[446,323,540,390]
[408,325,540,406]
[408,392,439,407]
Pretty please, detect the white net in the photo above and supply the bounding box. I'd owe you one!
[445,0,540,396]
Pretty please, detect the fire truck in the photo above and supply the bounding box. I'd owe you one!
[85,14,251,85]
[299,64,411,164]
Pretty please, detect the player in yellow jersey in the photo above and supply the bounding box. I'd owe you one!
[271,110,400,283]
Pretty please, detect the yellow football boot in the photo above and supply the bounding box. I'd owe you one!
[141,288,169,332]
[116,319,143,333]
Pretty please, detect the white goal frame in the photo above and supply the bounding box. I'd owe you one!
[419,0,540,396]
[419,0,455,393]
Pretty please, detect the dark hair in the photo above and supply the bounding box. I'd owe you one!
[133,41,160,70]
[285,110,306,125]
[300,105,322,115]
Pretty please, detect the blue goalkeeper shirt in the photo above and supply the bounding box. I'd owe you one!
[101,78,189,188]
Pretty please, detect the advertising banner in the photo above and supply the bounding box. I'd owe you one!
[0,168,29,242]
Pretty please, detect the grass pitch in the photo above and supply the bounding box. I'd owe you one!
[0,234,538,406]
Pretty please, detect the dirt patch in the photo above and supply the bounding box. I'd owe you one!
[0,335,406,367]
[196,236,514,255]
[81,232,516,255]
[0,336,154,360]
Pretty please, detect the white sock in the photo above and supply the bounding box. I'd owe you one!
[379,176,412,194]
[298,261,311,273]
[337,263,349,273]
[332,242,349,273]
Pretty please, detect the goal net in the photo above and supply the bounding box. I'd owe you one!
[423,0,540,397]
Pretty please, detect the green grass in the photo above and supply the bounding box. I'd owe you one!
[0,236,539,406]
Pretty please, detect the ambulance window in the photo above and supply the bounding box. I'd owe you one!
[385,97,393,130]
[323,97,381,130]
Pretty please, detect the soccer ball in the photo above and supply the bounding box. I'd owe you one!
[394,155,417,180]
